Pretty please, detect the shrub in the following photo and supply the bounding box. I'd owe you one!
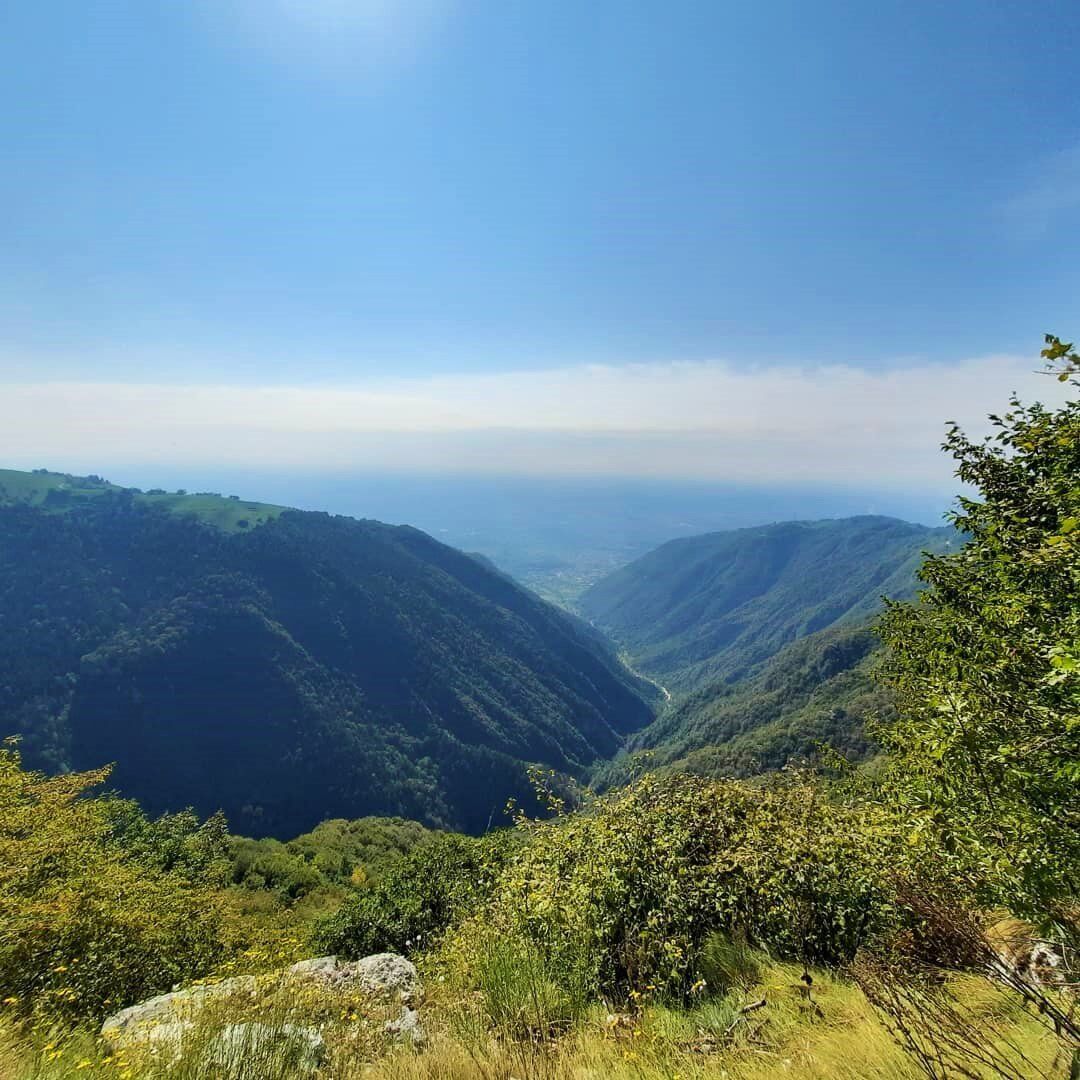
[445,773,903,1001]
[228,837,325,899]
[877,371,1080,916]
[0,746,229,1022]
[313,830,518,959]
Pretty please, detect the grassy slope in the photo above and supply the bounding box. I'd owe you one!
[0,963,1060,1079]
[138,491,284,532]
[0,468,115,505]
[0,468,284,533]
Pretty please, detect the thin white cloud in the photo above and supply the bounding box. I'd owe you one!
[2,354,1070,488]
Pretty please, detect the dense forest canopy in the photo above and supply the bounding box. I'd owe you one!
[579,515,953,692]
[0,475,654,836]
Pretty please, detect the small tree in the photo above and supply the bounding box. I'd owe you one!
[877,338,1079,918]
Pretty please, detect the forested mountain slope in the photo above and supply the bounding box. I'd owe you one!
[579,516,953,692]
[594,623,890,787]
[0,470,655,836]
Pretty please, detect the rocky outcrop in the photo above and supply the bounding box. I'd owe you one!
[286,953,420,998]
[101,975,258,1043]
[101,953,421,1054]
[343,953,420,998]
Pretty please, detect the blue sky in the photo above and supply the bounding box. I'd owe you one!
[1,1,1077,483]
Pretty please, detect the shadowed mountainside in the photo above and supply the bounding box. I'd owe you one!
[0,469,655,836]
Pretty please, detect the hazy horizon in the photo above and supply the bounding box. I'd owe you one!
[4,2,1079,489]
[10,463,954,601]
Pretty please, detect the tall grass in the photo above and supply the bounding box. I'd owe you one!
[0,959,1064,1079]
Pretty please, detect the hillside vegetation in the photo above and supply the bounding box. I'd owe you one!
[580,516,953,784]
[0,753,1065,1079]
[0,344,1075,1078]
[579,515,952,691]
[596,624,888,786]
[0,472,655,836]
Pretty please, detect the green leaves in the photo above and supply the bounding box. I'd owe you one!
[0,747,229,1023]
[1041,333,1080,381]
[443,773,904,1003]
[313,830,518,959]
[877,341,1080,918]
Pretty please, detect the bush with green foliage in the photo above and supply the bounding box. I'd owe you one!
[877,361,1080,917]
[0,745,229,1022]
[284,816,436,885]
[444,773,904,1003]
[225,816,437,901]
[228,836,326,899]
[314,830,519,958]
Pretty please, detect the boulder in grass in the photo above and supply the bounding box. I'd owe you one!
[101,952,422,1054]
[284,955,340,981]
[349,953,420,998]
[101,975,257,1044]
[285,953,420,999]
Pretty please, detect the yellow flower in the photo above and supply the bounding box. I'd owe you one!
[76,1059,93,1070]
[2,996,17,1005]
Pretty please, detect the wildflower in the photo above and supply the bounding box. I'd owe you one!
[75,1061,93,1071]
[2,996,17,1005]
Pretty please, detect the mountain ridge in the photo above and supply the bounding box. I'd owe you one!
[579,514,953,692]
[580,515,955,782]
[0,468,656,837]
